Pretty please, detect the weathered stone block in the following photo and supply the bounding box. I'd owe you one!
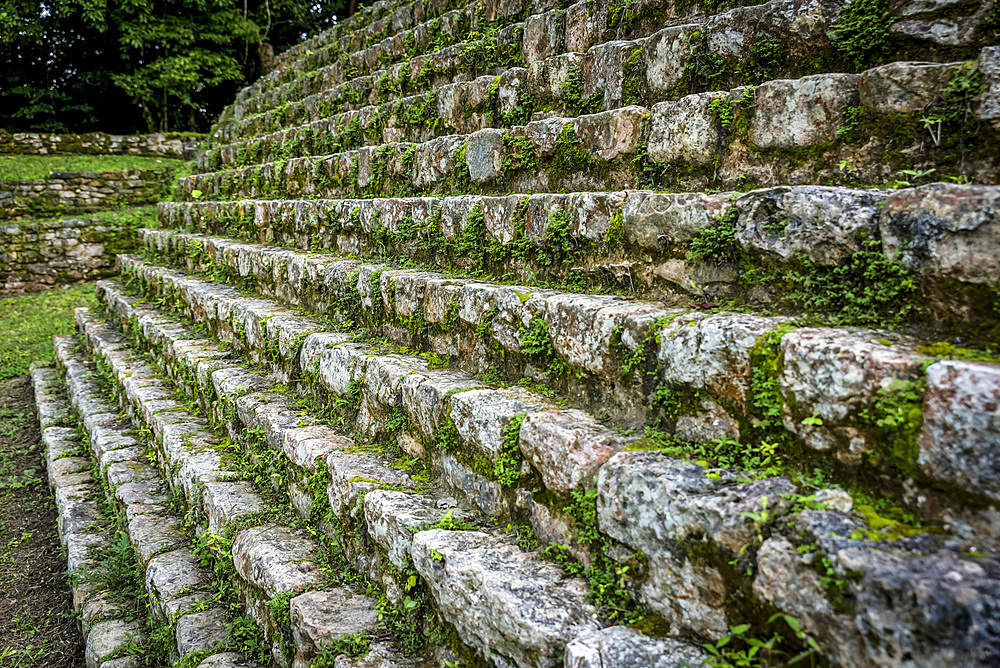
[750,74,860,149]
[919,360,1000,500]
[648,93,727,166]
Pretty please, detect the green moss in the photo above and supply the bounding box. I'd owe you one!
[686,205,740,265]
[862,377,925,477]
[560,66,602,116]
[501,134,537,174]
[495,413,526,485]
[829,0,896,71]
[519,315,567,376]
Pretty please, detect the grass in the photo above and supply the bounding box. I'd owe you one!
[26,204,159,228]
[0,154,182,180]
[0,283,96,381]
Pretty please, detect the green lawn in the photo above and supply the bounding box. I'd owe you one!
[0,154,182,180]
[0,284,97,381]
[29,204,160,228]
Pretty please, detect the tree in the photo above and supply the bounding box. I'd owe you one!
[0,0,349,133]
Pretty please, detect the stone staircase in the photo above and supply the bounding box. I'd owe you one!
[33,0,1000,666]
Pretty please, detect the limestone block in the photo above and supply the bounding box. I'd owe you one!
[919,360,1000,500]
[523,10,564,65]
[231,524,324,597]
[176,608,231,655]
[779,329,924,462]
[735,186,887,266]
[648,92,727,166]
[597,451,795,556]
[290,589,379,664]
[879,184,1000,285]
[859,61,958,114]
[749,74,860,149]
[657,312,782,404]
[411,530,599,668]
[465,129,506,183]
[643,24,701,95]
[519,409,631,492]
[622,191,735,251]
[565,627,708,668]
[572,106,647,162]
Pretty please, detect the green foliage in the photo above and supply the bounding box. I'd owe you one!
[683,30,728,91]
[748,326,795,433]
[781,239,917,328]
[560,66,602,116]
[501,134,537,174]
[311,633,372,665]
[920,62,985,148]
[519,315,567,376]
[862,377,926,476]
[708,95,734,131]
[1,0,349,133]
[0,154,181,180]
[422,509,479,532]
[835,105,864,140]
[740,37,786,84]
[494,413,526,485]
[830,0,896,71]
[703,615,820,667]
[687,206,740,265]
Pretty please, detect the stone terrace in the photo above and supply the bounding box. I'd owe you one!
[31,0,1000,667]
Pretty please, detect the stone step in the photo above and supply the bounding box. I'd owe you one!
[64,314,385,668]
[212,0,994,151]
[85,285,659,668]
[152,181,1000,337]
[115,234,1000,518]
[90,283,729,668]
[185,52,1000,202]
[33,357,234,667]
[52,304,1000,667]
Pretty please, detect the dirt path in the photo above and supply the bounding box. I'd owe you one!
[0,376,84,667]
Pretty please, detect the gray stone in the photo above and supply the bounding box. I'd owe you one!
[196,653,246,668]
[977,46,1000,126]
[564,626,708,668]
[85,619,142,668]
[450,387,553,461]
[750,74,860,149]
[859,61,958,114]
[779,328,923,463]
[657,312,782,404]
[643,24,701,95]
[622,191,735,251]
[176,608,231,655]
[145,550,209,618]
[597,451,795,556]
[519,409,630,492]
[879,184,1000,285]
[648,93,725,166]
[411,530,599,668]
[290,589,380,664]
[572,107,647,162]
[736,186,887,266]
[231,524,324,597]
[918,360,1000,500]
[465,129,506,183]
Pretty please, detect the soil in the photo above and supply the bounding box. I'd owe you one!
[0,375,85,667]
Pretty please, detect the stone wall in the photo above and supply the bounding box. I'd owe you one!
[0,169,173,222]
[0,130,203,160]
[0,217,138,292]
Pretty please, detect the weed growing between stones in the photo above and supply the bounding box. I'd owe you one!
[829,0,895,71]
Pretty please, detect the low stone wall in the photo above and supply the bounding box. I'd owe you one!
[0,131,203,160]
[0,169,173,222]
[0,217,138,293]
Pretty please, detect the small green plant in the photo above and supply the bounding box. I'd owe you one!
[829,0,895,70]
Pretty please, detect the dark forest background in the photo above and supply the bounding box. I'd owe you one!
[0,0,362,134]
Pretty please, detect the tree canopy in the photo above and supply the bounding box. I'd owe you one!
[1,0,350,133]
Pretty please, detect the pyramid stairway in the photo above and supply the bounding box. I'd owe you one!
[34,0,1000,666]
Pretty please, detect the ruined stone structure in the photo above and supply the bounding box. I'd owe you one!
[0,130,202,160]
[0,218,136,293]
[0,169,173,222]
[31,1,1000,667]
